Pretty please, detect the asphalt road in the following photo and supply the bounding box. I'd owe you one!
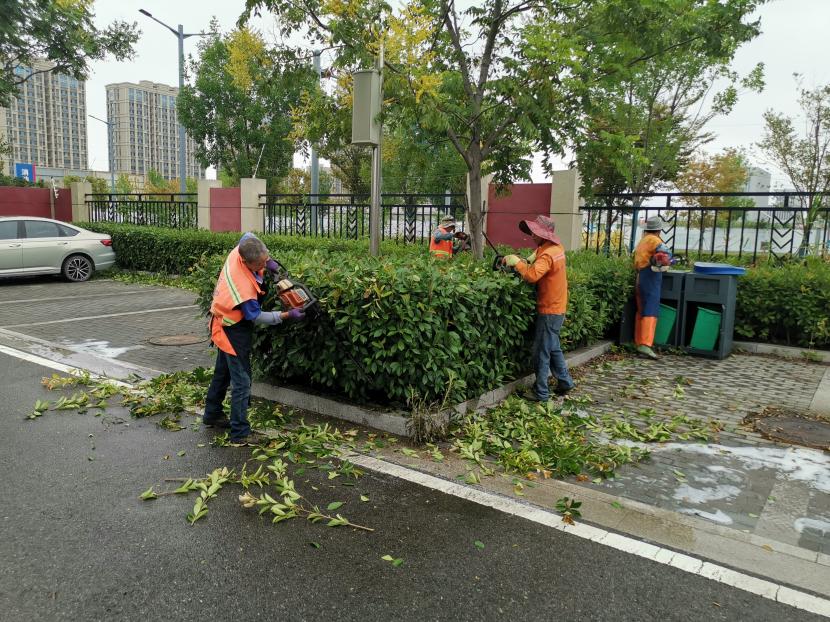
[0,350,824,622]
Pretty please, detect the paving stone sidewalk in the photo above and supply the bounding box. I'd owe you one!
[568,353,830,554]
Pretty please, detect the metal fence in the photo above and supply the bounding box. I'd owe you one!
[86,193,198,229]
[260,193,467,242]
[581,192,830,261]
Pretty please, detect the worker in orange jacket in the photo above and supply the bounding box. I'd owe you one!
[204,233,305,443]
[502,215,574,402]
[633,216,673,359]
[430,214,469,259]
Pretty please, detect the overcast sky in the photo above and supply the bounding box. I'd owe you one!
[86,0,830,187]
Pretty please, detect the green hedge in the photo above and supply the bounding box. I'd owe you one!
[86,224,830,406]
[78,223,423,274]
[183,247,633,406]
[735,258,830,349]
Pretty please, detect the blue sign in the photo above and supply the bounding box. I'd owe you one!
[14,162,35,182]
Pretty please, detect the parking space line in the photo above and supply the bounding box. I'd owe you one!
[2,305,199,328]
[0,343,132,388]
[0,290,152,305]
[347,453,830,618]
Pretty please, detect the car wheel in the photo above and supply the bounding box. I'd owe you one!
[62,254,93,282]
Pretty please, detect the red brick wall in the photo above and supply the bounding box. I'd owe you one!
[55,190,72,222]
[210,187,241,232]
[0,187,51,218]
[0,186,76,222]
[485,183,551,249]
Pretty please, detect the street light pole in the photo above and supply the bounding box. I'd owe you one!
[177,23,187,194]
[310,50,321,236]
[369,44,384,257]
[89,114,115,193]
[139,9,205,194]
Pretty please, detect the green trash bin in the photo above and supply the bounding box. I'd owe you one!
[689,307,722,351]
[654,304,677,345]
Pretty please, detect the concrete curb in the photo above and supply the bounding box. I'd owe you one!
[734,340,830,363]
[252,340,614,437]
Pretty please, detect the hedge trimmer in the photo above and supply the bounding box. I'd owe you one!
[268,260,319,316]
[481,230,513,273]
[266,260,369,378]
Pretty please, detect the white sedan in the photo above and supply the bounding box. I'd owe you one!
[0,217,116,282]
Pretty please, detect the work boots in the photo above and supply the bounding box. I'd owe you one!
[636,345,659,360]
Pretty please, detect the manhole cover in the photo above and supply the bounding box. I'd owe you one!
[746,408,830,451]
[147,335,207,346]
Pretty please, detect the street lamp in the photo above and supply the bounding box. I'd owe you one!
[89,114,115,193]
[138,9,206,194]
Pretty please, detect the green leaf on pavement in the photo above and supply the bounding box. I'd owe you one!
[474,540,485,550]
[139,487,158,500]
[327,501,344,511]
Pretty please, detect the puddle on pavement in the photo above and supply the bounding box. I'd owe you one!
[60,339,141,359]
[794,517,830,538]
[620,441,830,493]
[600,441,830,543]
[679,508,734,525]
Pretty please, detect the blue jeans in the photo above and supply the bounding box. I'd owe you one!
[204,349,252,440]
[532,313,574,401]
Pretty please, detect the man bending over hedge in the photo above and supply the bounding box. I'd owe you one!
[204,233,305,444]
[502,215,575,402]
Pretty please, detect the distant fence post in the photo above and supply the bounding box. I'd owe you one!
[550,168,582,251]
[198,179,222,230]
[240,178,266,233]
[69,181,92,223]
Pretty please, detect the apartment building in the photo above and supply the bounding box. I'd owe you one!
[105,81,202,182]
[0,60,88,176]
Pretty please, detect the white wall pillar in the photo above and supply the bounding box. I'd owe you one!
[197,179,222,231]
[240,178,266,233]
[69,181,92,223]
[550,168,582,251]
[466,172,493,232]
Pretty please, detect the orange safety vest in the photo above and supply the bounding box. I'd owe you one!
[429,226,453,259]
[209,246,264,356]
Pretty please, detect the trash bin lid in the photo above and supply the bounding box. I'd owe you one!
[693,262,746,276]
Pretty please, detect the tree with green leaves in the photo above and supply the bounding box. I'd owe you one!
[675,148,753,226]
[758,79,830,256]
[177,21,315,187]
[577,58,763,202]
[115,173,134,194]
[0,0,139,107]
[243,0,766,258]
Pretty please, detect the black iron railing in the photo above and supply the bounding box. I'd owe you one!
[86,193,198,229]
[581,192,829,260]
[260,193,467,242]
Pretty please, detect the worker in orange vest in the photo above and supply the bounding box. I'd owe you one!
[203,233,305,444]
[430,214,469,259]
[502,215,574,402]
[633,216,673,359]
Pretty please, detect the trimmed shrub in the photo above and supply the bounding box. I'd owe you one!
[189,249,632,405]
[78,223,423,274]
[735,258,830,349]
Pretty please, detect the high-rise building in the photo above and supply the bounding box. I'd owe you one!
[106,80,202,182]
[0,60,88,176]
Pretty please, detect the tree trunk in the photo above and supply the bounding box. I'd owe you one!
[467,152,485,259]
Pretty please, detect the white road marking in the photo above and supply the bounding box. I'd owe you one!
[2,305,199,328]
[347,453,830,619]
[0,343,132,387]
[0,290,151,305]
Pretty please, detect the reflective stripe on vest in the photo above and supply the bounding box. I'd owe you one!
[209,247,263,355]
[429,226,453,259]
